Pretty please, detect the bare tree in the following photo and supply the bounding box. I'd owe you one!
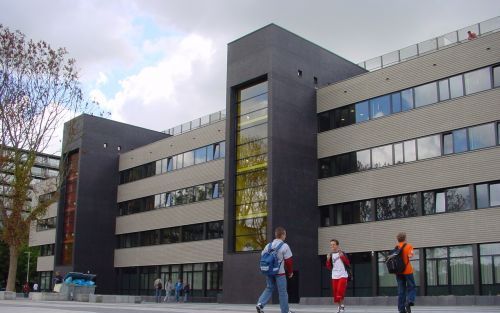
[0,24,102,291]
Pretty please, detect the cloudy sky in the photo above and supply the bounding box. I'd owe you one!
[1,0,499,154]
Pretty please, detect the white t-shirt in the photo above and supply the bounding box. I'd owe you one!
[33,283,39,291]
[330,252,348,279]
[262,239,293,274]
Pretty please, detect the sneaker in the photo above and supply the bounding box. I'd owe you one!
[340,304,345,312]
[256,303,264,313]
[405,303,411,313]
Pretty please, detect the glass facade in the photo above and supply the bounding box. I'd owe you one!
[320,179,498,226]
[120,142,225,184]
[120,262,222,297]
[378,250,420,296]
[480,243,500,295]
[61,151,79,266]
[426,245,474,295]
[117,221,223,249]
[234,80,268,252]
[319,121,500,179]
[118,180,224,216]
[318,65,499,133]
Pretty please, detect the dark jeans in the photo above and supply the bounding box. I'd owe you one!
[396,273,416,312]
[155,289,162,303]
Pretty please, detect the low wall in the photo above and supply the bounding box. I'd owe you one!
[89,294,141,304]
[30,292,69,301]
[0,291,16,300]
[300,296,500,306]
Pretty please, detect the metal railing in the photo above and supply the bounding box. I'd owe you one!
[358,16,500,71]
[162,109,226,136]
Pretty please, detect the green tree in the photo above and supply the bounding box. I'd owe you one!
[0,24,102,292]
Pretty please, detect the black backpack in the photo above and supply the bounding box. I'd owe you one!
[385,243,408,274]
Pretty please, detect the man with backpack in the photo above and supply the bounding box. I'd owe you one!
[256,226,294,313]
[389,232,416,313]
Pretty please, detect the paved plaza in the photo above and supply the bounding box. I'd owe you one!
[1,300,499,313]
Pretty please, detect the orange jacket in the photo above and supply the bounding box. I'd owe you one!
[398,242,414,275]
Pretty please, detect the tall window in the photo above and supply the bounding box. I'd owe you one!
[61,151,79,266]
[234,80,268,252]
[480,243,500,295]
[378,250,420,296]
[426,245,474,295]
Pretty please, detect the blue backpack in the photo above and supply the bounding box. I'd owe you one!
[260,241,285,276]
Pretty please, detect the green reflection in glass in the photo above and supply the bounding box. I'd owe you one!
[236,123,267,145]
[236,186,267,205]
[237,139,268,160]
[235,201,267,220]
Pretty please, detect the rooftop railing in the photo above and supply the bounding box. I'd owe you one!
[357,16,500,72]
[162,109,226,136]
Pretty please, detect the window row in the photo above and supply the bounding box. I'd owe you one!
[318,65,500,132]
[37,217,56,231]
[320,180,500,227]
[118,180,224,216]
[120,142,225,184]
[39,244,55,256]
[117,221,223,249]
[120,262,222,297]
[379,243,500,296]
[321,242,500,297]
[319,121,500,179]
[39,191,57,204]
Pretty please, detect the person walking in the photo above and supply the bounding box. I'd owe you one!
[256,226,294,313]
[326,239,350,313]
[175,278,183,302]
[183,282,190,302]
[394,232,416,313]
[153,277,163,303]
[163,278,173,302]
[22,281,30,297]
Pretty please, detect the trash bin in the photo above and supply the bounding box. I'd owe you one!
[58,272,96,300]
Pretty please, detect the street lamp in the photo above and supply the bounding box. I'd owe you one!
[25,251,31,283]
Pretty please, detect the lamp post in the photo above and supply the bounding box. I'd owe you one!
[25,251,31,283]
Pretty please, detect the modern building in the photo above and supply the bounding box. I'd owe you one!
[53,115,169,294]
[0,148,60,207]
[30,17,500,302]
[28,177,59,291]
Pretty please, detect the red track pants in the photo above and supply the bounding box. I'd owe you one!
[331,278,348,303]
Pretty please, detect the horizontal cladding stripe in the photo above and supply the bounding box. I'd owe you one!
[318,31,500,113]
[115,198,224,234]
[114,239,223,267]
[28,229,56,247]
[36,256,54,272]
[117,159,224,202]
[318,146,500,206]
[318,207,500,254]
[119,120,226,171]
[318,88,500,158]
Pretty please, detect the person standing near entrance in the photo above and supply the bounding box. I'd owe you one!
[175,278,183,302]
[153,277,163,303]
[256,226,294,313]
[394,232,416,313]
[163,278,173,302]
[22,281,30,297]
[326,239,350,313]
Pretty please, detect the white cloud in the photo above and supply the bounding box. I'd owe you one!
[91,33,218,131]
[96,72,108,86]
